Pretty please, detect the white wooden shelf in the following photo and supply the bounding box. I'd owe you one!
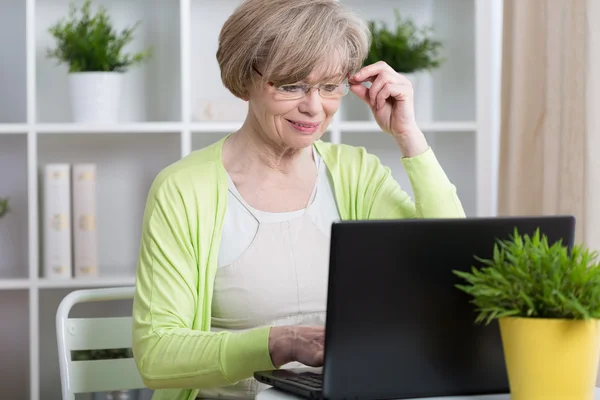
[0,0,503,398]
[0,124,28,134]
[339,121,477,132]
[0,279,30,290]
[36,277,136,289]
[0,121,477,135]
[0,277,137,291]
[36,122,183,134]
[190,121,244,133]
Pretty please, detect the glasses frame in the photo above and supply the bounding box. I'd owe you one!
[252,66,350,100]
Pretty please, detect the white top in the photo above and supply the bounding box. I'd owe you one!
[196,147,340,399]
[217,147,340,268]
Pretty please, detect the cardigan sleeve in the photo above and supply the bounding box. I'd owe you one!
[132,173,275,391]
[367,147,466,219]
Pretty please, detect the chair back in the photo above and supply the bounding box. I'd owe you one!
[56,286,145,400]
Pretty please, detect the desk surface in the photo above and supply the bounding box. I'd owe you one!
[256,387,600,400]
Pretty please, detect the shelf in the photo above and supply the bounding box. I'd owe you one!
[0,124,28,134]
[190,122,243,133]
[0,277,140,290]
[36,122,183,134]
[36,0,181,124]
[0,279,30,290]
[37,134,181,281]
[1,121,477,135]
[339,121,477,132]
[36,276,136,289]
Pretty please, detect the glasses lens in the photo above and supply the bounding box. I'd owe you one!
[320,83,349,99]
[275,84,307,100]
[274,82,349,100]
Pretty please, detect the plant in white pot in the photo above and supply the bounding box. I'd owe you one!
[46,0,152,123]
[453,228,600,400]
[364,10,444,121]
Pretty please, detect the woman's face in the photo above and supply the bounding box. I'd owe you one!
[246,68,344,150]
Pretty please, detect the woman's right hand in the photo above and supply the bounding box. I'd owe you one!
[268,326,325,368]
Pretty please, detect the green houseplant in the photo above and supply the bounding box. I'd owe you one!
[362,10,444,121]
[453,228,600,400]
[364,10,444,74]
[46,0,152,123]
[0,198,9,219]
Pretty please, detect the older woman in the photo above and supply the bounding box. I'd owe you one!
[132,0,465,399]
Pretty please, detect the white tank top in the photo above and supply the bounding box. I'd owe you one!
[196,149,340,399]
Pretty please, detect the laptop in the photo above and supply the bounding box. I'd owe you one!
[254,215,576,400]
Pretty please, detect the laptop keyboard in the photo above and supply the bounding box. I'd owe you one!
[284,372,323,389]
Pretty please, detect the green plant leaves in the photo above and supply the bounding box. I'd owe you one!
[0,198,8,219]
[71,348,133,361]
[453,228,600,323]
[364,9,444,73]
[46,0,153,72]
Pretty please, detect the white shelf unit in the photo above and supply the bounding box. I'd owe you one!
[0,0,502,398]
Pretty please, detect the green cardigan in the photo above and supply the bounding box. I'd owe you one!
[132,136,465,400]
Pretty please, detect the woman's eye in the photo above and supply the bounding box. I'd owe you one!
[322,85,339,92]
[280,85,304,93]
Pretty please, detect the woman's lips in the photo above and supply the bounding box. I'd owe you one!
[287,119,320,134]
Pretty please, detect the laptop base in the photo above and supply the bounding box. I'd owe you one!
[255,368,324,399]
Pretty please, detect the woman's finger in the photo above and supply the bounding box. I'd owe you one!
[351,61,395,84]
[349,83,370,105]
[375,83,392,110]
[386,81,413,102]
[368,72,396,107]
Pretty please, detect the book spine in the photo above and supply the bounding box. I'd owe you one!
[72,163,98,278]
[43,164,72,279]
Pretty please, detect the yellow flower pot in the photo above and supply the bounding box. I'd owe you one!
[499,317,600,400]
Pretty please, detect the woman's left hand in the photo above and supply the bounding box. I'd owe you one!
[349,61,429,157]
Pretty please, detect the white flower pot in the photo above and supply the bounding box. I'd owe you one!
[68,72,123,123]
[403,71,433,122]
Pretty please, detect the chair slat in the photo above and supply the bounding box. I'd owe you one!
[70,358,144,393]
[67,317,133,350]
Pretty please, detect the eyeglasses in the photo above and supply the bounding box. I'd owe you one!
[253,66,350,100]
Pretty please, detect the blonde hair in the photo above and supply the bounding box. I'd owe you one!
[216,0,371,99]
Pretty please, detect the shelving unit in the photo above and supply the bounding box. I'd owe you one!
[0,0,503,398]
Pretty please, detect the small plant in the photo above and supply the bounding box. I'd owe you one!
[0,198,9,219]
[72,348,133,361]
[47,0,152,73]
[364,10,444,73]
[453,228,600,325]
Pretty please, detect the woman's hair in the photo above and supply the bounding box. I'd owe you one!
[216,0,371,99]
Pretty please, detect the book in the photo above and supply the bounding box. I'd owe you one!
[72,163,98,278]
[43,164,72,279]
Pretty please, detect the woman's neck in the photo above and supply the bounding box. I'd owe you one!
[223,122,314,177]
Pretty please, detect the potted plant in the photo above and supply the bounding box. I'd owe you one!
[453,228,600,400]
[72,348,140,400]
[363,10,444,121]
[46,0,152,123]
[0,198,9,219]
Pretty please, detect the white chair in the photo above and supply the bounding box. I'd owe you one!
[56,286,146,400]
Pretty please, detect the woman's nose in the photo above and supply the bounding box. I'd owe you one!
[298,88,324,115]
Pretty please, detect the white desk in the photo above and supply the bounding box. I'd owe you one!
[257,387,600,400]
